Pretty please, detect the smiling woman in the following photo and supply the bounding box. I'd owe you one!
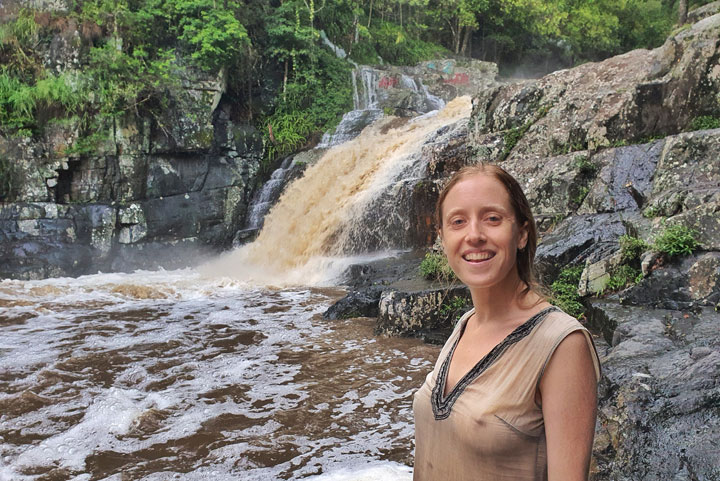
[412,165,601,481]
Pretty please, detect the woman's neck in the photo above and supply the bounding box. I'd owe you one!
[468,273,542,326]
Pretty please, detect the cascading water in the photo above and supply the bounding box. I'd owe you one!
[235,156,305,243]
[317,66,384,149]
[318,66,445,149]
[1,91,471,481]
[204,96,471,286]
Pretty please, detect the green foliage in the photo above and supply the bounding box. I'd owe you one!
[572,185,589,205]
[574,155,597,176]
[263,47,352,161]
[550,265,584,318]
[0,70,85,131]
[642,205,662,218]
[688,115,720,131]
[180,8,249,72]
[605,264,643,291]
[654,224,699,257]
[619,234,649,263]
[502,121,532,159]
[419,251,457,282]
[439,295,471,320]
[355,21,448,65]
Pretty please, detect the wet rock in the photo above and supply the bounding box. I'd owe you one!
[588,300,720,480]
[375,286,470,338]
[323,287,383,320]
[620,253,720,310]
[470,14,720,164]
[577,141,663,214]
[578,250,624,296]
[646,130,720,218]
[535,214,631,280]
[505,151,596,218]
[687,1,720,23]
[687,253,720,304]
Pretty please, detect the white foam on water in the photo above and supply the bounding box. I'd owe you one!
[0,271,437,480]
[304,461,413,481]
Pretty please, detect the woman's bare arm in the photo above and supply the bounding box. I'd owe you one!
[540,330,598,481]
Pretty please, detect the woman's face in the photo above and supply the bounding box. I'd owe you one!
[439,174,528,291]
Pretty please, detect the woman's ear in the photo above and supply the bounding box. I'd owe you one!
[518,221,529,250]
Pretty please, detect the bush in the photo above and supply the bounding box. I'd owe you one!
[550,265,585,318]
[419,251,457,282]
[605,265,643,291]
[654,224,699,257]
[619,234,649,263]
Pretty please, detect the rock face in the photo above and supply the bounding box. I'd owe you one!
[588,301,720,481]
[344,12,720,480]
[0,70,263,278]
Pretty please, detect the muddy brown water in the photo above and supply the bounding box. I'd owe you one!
[0,270,440,481]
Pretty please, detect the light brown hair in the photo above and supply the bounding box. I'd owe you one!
[434,164,543,295]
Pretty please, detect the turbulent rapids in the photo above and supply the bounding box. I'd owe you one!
[0,98,472,480]
[0,271,438,480]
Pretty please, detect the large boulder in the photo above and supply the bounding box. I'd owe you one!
[588,300,720,480]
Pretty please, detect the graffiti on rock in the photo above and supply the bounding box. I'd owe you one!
[379,76,398,89]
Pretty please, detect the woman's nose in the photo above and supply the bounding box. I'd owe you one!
[466,220,486,242]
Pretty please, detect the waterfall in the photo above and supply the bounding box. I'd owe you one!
[234,156,301,244]
[203,96,471,286]
[318,66,384,149]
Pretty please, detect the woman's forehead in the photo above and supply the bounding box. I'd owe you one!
[443,174,512,209]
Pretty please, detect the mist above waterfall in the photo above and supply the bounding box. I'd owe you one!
[201,96,471,286]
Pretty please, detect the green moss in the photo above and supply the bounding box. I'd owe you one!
[642,205,663,218]
[605,265,643,291]
[688,115,720,131]
[573,155,597,176]
[439,295,470,318]
[572,185,589,206]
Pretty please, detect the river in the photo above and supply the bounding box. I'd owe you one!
[0,269,439,480]
[1,94,473,481]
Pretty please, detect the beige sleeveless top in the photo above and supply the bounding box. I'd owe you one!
[413,306,601,481]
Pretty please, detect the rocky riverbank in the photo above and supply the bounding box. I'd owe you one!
[327,10,720,480]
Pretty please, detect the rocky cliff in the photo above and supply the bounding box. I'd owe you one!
[331,11,720,480]
[0,23,266,279]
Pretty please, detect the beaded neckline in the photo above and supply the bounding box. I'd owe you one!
[431,306,557,420]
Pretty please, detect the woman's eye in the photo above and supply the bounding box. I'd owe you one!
[485,215,503,224]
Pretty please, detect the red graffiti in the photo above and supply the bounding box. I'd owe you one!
[379,76,398,89]
[443,73,470,85]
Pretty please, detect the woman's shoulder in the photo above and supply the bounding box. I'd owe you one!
[539,305,586,332]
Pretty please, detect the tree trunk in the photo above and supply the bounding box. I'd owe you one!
[354,13,359,43]
[283,59,288,100]
[461,26,472,57]
[454,20,462,54]
[678,0,688,25]
[367,0,374,29]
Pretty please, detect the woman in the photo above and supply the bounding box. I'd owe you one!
[413,164,601,481]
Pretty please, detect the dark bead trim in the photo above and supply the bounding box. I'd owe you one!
[431,306,558,421]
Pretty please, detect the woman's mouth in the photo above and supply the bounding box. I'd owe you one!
[463,252,495,263]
